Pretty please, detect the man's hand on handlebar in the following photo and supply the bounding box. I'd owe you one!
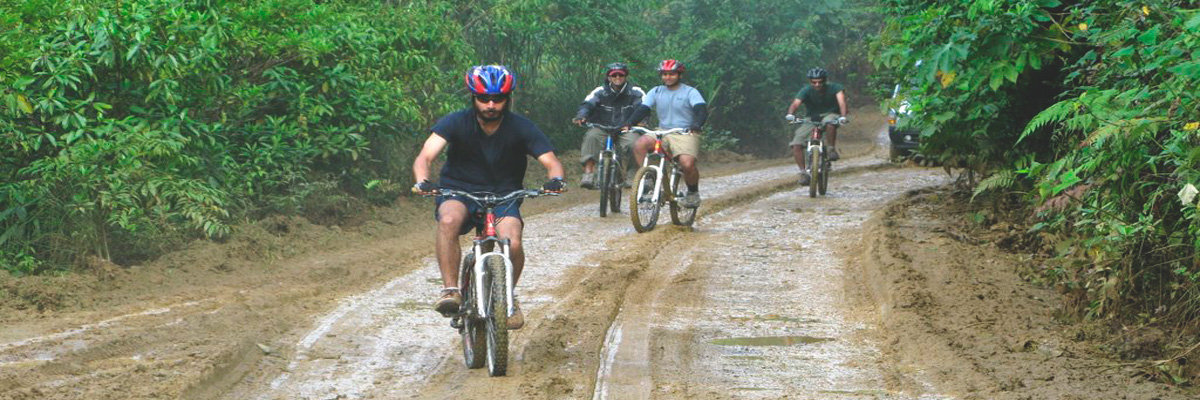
[412,179,438,195]
[785,114,796,122]
[837,116,849,125]
[542,177,567,193]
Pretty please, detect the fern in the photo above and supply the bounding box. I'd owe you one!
[1020,99,1077,143]
[972,169,1019,201]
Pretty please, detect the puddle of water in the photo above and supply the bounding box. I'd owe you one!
[729,314,820,324]
[819,389,891,396]
[709,336,833,346]
[725,355,766,361]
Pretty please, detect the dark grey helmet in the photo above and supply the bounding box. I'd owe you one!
[806,67,828,80]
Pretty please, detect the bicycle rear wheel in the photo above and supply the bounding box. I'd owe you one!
[483,255,508,376]
[818,157,830,196]
[598,156,612,217]
[458,254,485,369]
[630,166,661,233]
[669,168,696,226]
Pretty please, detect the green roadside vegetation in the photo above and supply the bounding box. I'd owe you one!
[874,0,1200,383]
[0,0,878,273]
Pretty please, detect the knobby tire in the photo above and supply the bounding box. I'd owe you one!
[483,255,508,376]
[458,253,485,369]
[598,156,612,217]
[808,149,821,198]
[607,158,621,214]
[630,166,661,233]
[818,157,830,196]
[668,168,697,226]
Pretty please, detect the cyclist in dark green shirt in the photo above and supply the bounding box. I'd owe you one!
[785,67,849,185]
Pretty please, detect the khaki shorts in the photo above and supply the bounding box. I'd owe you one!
[788,113,841,147]
[580,127,639,164]
[658,127,701,159]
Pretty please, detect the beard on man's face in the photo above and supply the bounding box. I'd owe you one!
[474,100,508,122]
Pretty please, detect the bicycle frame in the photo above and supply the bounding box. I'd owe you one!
[439,189,544,320]
[588,123,623,186]
[629,127,687,203]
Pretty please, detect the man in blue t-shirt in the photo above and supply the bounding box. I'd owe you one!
[411,65,565,330]
[785,67,849,186]
[622,59,708,208]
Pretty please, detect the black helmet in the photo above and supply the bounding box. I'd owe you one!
[606,62,629,75]
[806,67,828,80]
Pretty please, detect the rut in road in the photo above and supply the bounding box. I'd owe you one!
[227,131,934,399]
[591,166,953,399]
[232,153,892,399]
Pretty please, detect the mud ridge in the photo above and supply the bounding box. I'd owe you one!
[848,188,1197,399]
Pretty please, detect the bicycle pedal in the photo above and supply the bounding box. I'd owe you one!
[450,316,463,329]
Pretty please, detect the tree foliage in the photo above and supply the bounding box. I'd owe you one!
[874,0,1200,337]
[0,0,876,273]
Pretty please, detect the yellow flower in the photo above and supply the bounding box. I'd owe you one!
[1142,6,1150,16]
[1185,122,1200,131]
[1078,23,1088,31]
[939,71,956,88]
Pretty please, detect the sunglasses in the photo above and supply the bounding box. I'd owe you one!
[474,94,509,104]
[608,73,627,78]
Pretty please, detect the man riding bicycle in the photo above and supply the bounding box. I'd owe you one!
[573,62,645,189]
[412,65,566,330]
[785,67,849,186]
[621,59,708,208]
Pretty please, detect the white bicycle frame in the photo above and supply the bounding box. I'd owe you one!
[439,189,548,321]
[628,127,688,203]
[468,242,515,319]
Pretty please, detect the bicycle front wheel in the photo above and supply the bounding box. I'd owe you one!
[669,168,696,227]
[598,156,612,217]
[459,254,485,369]
[808,149,821,198]
[483,255,508,376]
[607,159,622,214]
[630,166,661,233]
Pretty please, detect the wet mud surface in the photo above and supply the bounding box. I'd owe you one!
[1,118,1195,399]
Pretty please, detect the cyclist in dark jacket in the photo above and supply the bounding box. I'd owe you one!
[572,62,645,189]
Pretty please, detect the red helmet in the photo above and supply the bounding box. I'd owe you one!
[464,65,515,95]
[658,59,685,73]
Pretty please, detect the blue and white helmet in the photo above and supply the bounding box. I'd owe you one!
[464,65,515,95]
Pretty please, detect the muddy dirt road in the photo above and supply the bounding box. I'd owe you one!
[6,121,1189,400]
[215,127,955,399]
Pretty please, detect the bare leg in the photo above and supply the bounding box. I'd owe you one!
[583,159,595,174]
[495,217,525,284]
[633,135,655,167]
[435,200,468,288]
[791,145,806,170]
[677,154,699,186]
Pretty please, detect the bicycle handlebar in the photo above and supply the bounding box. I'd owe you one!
[626,126,689,137]
[584,123,622,131]
[787,118,845,127]
[426,189,555,206]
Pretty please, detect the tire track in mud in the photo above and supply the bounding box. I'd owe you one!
[228,142,890,399]
[590,165,956,399]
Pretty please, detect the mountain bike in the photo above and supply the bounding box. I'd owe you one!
[424,188,555,377]
[789,118,844,198]
[626,127,697,232]
[585,123,624,217]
